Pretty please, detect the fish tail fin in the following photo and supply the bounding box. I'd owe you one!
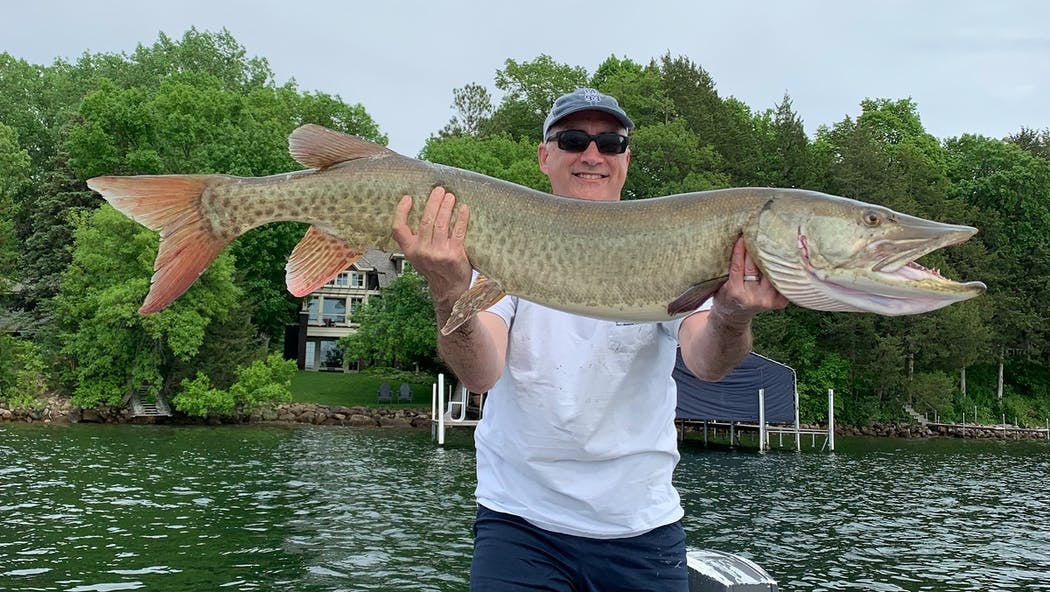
[87,174,234,314]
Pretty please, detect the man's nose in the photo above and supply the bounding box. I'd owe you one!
[579,140,604,163]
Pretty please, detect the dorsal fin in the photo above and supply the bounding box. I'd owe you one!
[288,124,394,169]
[286,226,364,297]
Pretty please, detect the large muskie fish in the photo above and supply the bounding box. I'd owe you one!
[88,124,985,334]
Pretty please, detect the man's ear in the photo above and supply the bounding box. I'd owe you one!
[538,141,551,175]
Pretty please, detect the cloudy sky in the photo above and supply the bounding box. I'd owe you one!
[5,0,1048,155]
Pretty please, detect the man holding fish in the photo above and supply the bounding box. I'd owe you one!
[89,80,983,589]
[393,88,788,591]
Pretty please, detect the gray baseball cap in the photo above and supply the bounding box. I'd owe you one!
[542,88,635,139]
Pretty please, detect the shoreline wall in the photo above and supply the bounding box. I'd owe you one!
[2,397,1048,441]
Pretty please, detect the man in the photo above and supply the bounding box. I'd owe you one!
[392,88,786,591]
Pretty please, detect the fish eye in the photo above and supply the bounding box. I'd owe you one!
[862,210,882,227]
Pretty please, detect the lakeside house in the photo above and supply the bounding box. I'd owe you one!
[284,249,406,371]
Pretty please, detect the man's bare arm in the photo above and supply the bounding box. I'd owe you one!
[679,237,787,381]
[391,187,507,392]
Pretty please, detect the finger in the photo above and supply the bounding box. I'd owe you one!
[729,236,747,281]
[743,248,760,278]
[391,195,415,246]
[451,203,470,243]
[431,190,458,245]
[418,186,447,242]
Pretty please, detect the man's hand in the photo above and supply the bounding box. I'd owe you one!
[711,236,788,326]
[679,236,787,381]
[391,186,473,311]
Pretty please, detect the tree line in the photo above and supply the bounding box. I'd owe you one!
[0,29,1047,424]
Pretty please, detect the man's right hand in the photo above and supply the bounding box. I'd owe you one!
[391,186,473,313]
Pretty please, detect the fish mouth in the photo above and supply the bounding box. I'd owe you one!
[792,221,987,315]
[867,215,975,274]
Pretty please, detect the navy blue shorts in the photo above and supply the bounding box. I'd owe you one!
[469,505,688,592]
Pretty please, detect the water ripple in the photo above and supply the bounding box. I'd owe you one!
[1,424,1046,591]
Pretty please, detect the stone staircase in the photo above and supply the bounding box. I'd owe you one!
[127,389,172,418]
[903,404,927,426]
[137,401,167,417]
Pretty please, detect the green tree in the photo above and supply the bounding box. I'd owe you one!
[438,82,495,139]
[52,205,239,408]
[421,133,549,190]
[623,119,730,199]
[945,134,1050,391]
[0,123,29,291]
[751,93,814,188]
[591,56,675,128]
[488,55,589,141]
[1006,127,1050,160]
[0,335,47,409]
[656,54,761,185]
[14,143,98,314]
[339,269,438,371]
[62,31,387,347]
[171,304,268,391]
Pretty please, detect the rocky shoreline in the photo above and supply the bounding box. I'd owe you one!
[834,421,1049,440]
[2,397,1047,441]
[0,397,432,428]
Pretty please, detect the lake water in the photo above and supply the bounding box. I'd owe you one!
[1,423,1047,591]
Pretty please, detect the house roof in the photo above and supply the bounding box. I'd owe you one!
[359,249,400,289]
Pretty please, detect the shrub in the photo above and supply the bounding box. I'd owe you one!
[173,353,294,418]
[0,335,48,410]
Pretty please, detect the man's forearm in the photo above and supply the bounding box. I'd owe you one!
[681,306,754,382]
[434,302,503,394]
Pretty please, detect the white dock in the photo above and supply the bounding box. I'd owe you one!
[678,388,836,452]
[431,373,485,445]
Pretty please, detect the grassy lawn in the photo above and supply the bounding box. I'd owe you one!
[290,370,434,408]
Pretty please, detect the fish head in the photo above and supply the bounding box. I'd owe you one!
[746,190,987,315]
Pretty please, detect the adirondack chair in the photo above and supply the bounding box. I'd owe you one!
[377,382,393,403]
[397,382,413,403]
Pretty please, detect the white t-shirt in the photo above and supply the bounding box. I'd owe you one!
[474,296,707,539]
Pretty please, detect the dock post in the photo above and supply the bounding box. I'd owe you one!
[827,389,835,452]
[758,388,767,452]
[431,383,437,441]
[794,382,801,452]
[437,373,446,445]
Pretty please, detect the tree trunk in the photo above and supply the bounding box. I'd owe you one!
[960,367,967,397]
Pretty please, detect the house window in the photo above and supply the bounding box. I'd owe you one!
[349,297,364,318]
[307,296,320,323]
[322,298,346,325]
[329,272,350,287]
[350,272,366,288]
[320,340,343,369]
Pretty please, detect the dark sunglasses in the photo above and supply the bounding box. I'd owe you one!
[546,129,629,155]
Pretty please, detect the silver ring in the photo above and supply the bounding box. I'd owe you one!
[743,275,760,282]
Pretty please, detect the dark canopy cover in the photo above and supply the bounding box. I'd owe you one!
[674,350,796,423]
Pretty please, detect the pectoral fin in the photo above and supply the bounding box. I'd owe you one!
[667,277,726,316]
[440,275,506,336]
[286,226,363,296]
